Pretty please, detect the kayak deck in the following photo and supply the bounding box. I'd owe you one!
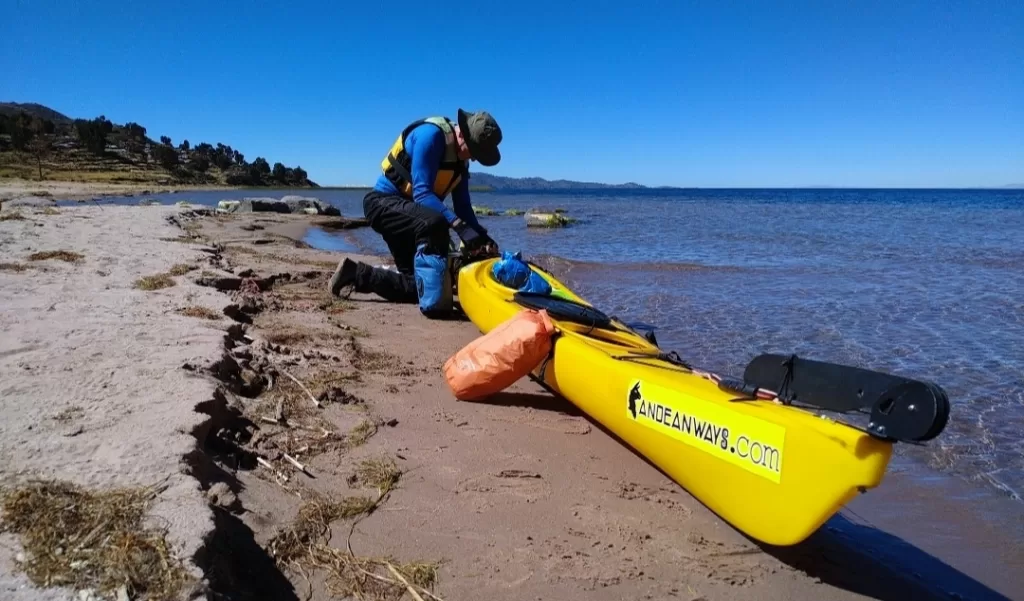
[456,257,893,546]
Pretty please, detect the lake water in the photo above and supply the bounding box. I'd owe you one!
[89,187,1024,509]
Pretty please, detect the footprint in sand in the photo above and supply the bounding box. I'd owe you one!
[456,469,552,507]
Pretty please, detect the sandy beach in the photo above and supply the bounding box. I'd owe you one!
[0,179,237,203]
[1,202,1020,601]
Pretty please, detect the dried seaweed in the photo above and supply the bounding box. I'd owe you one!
[0,480,192,600]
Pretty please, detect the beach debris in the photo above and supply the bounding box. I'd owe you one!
[167,262,197,276]
[256,456,290,484]
[353,456,402,494]
[283,452,312,476]
[28,250,84,263]
[280,369,321,408]
[0,480,192,600]
[262,459,439,600]
[387,562,427,601]
[503,208,525,216]
[0,210,28,221]
[497,469,543,479]
[473,205,498,216]
[177,305,222,320]
[138,198,161,206]
[133,273,175,290]
[346,420,377,448]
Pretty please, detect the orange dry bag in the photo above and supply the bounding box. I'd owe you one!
[443,309,556,401]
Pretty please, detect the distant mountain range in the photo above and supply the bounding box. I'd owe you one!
[468,172,646,190]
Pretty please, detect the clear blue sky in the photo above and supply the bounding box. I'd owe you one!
[2,0,1021,188]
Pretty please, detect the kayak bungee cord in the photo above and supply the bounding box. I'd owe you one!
[611,351,783,402]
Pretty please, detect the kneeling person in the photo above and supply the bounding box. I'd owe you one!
[329,109,502,316]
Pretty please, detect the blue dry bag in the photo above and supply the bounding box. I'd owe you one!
[414,244,453,317]
[491,251,552,295]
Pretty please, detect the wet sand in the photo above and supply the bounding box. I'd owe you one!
[1,204,1019,601]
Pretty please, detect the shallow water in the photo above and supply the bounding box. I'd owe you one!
[92,187,1024,501]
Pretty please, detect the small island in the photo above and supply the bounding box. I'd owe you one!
[0,102,317,190]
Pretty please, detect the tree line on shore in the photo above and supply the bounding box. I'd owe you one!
[0,108,315,187]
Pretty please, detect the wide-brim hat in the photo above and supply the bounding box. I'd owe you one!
[458,108,502,167]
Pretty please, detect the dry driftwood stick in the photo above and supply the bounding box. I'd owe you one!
[281,369,321,408]
[283,452,311,476]
[354,566,444,601]
[275,398,285,422]
[386,563,426,601]
[257,455,291,484]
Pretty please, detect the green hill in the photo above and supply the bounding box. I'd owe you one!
[0,102,316,188]
[0,102,73,124]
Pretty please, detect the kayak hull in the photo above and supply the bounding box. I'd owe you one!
[456,258,893,546]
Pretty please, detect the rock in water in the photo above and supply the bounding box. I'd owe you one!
[224,196,340,216]
[281,195,340,216]
[234,197,290,214]
[525,210,576,228]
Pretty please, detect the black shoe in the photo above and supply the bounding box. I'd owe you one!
[328,258,358,298]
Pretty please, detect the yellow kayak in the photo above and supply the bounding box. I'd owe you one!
[456,257,898,546]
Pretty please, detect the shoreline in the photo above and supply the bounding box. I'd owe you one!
[0,178,249,202]
[10,183,1023,505]
[1,204,1020,601]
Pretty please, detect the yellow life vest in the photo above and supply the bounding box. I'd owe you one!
[381,116,467,199]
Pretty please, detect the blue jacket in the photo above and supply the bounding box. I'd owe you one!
[375,123,484,232]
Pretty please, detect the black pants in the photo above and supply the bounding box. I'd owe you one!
[352,191,451,303]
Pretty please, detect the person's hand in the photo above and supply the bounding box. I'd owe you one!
[481,236,500,256]
[452,219,484,249]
